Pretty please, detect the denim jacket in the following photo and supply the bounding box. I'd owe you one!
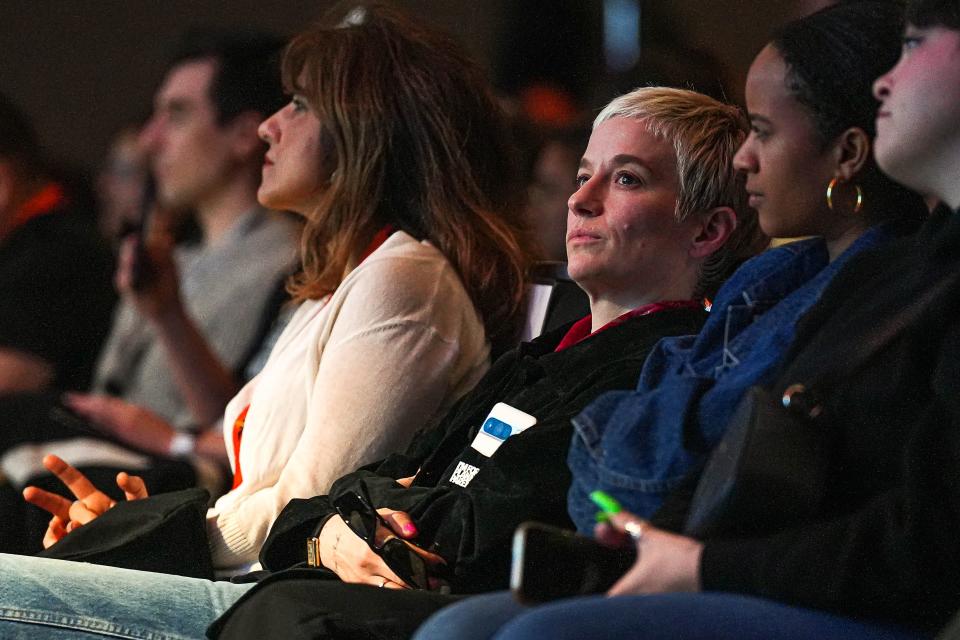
[567,227,893,533]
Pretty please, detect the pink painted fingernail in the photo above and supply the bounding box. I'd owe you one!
[402,523,418,536]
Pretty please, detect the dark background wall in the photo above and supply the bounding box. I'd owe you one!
[0,0,814,175]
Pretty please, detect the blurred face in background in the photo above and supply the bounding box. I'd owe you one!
[256,94,328,215]
[524,140,580,261]
[139,59,240,210]
[96,129,148,240]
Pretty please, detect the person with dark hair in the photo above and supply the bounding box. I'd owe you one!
[413,2,946,639]
[558,0,926,534]
[0,8,535,634]
[95,125,149,245]
[522,123,591,262]
[0,92,116,394]
[0,72,761,640]
[0,29,300,551]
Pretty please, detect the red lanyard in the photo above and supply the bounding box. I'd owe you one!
[554,300,704,352]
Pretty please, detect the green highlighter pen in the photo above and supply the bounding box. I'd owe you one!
[589,490,623,523]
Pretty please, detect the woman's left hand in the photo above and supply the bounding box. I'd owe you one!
[22,454,149,547]
[318,516,410,588]
[318,508,445,589]
[596,511,704,596]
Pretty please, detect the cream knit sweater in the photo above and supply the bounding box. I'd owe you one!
[206,231,490,569]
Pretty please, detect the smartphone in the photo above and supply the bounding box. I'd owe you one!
[510,522,636,604]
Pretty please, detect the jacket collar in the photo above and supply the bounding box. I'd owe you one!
[516,305,707,393]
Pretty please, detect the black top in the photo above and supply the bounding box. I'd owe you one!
[259,305,707,593]
[0,208,115,390]
[700,208,960,632]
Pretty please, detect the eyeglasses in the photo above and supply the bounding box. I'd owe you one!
[332,491,430,589]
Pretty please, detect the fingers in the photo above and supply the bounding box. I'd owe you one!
[381,579,408,590]
[593,521,632,549]
[378,508,418,539]
[364,575,409,590]
[42,454,115,513]
[116,235,138,293]
[608,512,647,542]
[43,515,68,549]
[60,394,115,431]
[42,455,98,499]
[372,562,408,588]
[395,474,416,488]
[22,486,72,520]
[68,498,105,526]
[402,538,446,566]
[61,391,94,412]
[117,472,149,500]
[374,510,445,567]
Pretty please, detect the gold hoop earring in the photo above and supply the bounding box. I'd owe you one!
[826,177,864,214]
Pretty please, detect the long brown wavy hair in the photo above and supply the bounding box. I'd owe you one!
[283,4,530,347]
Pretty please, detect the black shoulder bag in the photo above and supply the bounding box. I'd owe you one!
[683,270,958,538]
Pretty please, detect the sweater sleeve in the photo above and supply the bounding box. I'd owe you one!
[206,253,485,568]
[700,327,960,631]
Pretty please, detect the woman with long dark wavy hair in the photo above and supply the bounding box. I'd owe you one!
[16,3,529,576]
[0,13,769,640]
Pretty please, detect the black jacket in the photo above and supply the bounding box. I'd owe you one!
[0,205,115,390]
[700,208,960,632]
[260,306,706,593]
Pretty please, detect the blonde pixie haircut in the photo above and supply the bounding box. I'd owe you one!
[595,87,766,297]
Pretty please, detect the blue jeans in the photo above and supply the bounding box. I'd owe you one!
[0,553,252,639]
[413,591,930,640]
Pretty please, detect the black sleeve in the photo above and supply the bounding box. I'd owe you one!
[328,415,575,594]
[0,219,114,389]
[258,395,474,571]
[259,495,337,570]
[700,326,960,632]
[0,232,70,361]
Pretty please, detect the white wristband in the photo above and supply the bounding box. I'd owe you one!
[168,432,196,458]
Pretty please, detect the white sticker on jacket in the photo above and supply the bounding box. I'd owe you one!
[449,461,481,487]
[470,402,537,457]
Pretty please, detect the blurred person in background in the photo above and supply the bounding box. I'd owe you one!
[0,29,300,552]
[523,125,590,262]
[95,125,150,247]
[0,92,115,396]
